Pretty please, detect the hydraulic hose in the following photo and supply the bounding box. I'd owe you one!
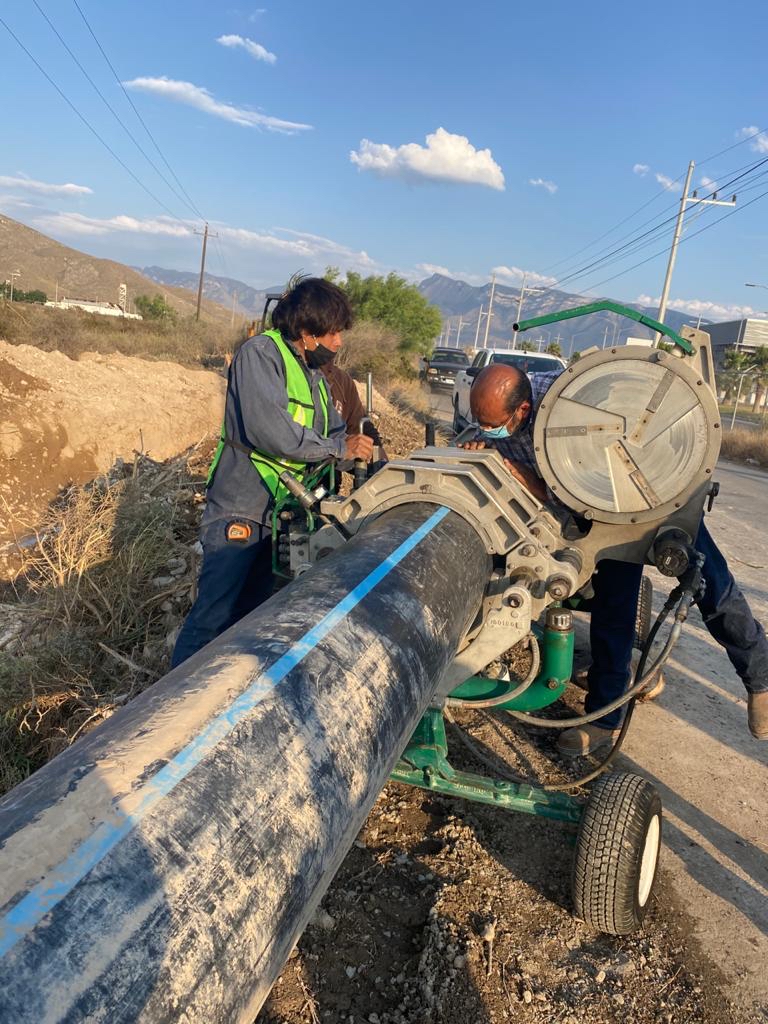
[447,578,699,793]
[445,633,541,710]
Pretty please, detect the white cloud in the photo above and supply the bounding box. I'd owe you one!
[492,265,558,287]
[699,175,717,193]
[350,127,505,190]
[633,163,650,176]
[32,211,194,238]
[528,177,557,194]
[123,77,311,133]
[30,208,373,271]
[0,174,92,197]
[216,34,276,64]
[636,293,760,321]
[655,172,682,192]
[738,126,768,154]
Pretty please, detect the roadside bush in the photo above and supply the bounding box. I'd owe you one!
[0,301,238,365]
[720,426,768,467]
[334,320,405,384]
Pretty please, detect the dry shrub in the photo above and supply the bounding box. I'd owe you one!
[335,320,403,384]
[720,426,768,467]
[0,301,238,365]
[0,451,207,792]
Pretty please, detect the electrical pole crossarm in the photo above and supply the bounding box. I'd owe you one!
[514,300,694,355]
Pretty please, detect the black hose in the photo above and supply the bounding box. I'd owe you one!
[446,583,697,793]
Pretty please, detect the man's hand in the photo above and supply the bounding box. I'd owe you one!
[457,438,486,451]
[345,433,374,461]
[503,458,548,501]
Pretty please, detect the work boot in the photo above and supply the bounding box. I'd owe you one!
[556,724,619,758]
[748,691,768,739]
[572,663,665,702]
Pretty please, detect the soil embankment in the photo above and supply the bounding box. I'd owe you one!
[0,340,225,540]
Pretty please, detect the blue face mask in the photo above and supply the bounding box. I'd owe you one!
[481,422,512,439]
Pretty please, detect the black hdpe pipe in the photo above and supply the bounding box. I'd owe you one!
[0,504,488,1024]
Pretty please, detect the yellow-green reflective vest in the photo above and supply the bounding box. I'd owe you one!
[207,329,330,502]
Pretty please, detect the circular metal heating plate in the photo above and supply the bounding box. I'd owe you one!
[532,347,721,524]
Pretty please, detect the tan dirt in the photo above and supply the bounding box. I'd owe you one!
[0,339,225,542]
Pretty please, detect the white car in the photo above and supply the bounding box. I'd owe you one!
[452,348,567,432]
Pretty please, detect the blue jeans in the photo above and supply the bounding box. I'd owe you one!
[171,517,274,668]
[587,521,768,729]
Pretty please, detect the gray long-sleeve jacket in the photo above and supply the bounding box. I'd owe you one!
[203,333,346,526]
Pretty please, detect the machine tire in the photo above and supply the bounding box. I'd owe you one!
[572,771,662,935]
[634,574,653,650]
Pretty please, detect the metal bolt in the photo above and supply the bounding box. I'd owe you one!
[520,544,536,557]
[507,593,523,608]
[546,677,560,690]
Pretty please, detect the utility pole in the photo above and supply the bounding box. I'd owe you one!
[512,273,544,348]
[474,305,485,348]
[230,291,237,327]
[456,316,468,347]
[482,273,496,349]
[656,161,736,342]
[602,325,609,349]
[444,320,452,346]
[194,223,218,322]
[9,270,20,302]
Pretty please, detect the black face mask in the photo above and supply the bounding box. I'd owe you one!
[305,342,336,369]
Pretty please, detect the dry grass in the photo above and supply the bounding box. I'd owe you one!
[0,448,211,793]
[334,320,405,384]
[719,426,768,467]
[0,300,239,365]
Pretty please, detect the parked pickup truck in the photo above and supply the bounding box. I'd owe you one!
[423,348,470,391]
[452,349,566,432]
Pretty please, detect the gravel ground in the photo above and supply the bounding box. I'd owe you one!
[256,685,748,1024]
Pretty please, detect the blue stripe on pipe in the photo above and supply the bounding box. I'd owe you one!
[0,505,450,958]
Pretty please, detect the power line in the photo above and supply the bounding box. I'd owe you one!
[0,13,189,223]
[579,180,768,296]
[30,0,195,222]
[539,128,767,280]
[70,0,206,222]
[549,153,768,292]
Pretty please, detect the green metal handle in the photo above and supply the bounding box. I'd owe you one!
[514,300,694,355]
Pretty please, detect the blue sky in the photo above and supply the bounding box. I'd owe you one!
[2,0,768,320]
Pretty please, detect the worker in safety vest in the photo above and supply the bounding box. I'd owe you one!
[172,278,373,667]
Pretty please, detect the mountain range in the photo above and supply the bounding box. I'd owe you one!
[0,212,704,352]
[142,264,701,355]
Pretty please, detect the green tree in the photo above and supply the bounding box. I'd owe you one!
[333,270,442,357]
[545,341,562,357]
[749,345,768,412]
[519,339,536,352]
[569,350,582,365]
[24,289,47,304]
[135,294,178,323]
[721,348,755,403]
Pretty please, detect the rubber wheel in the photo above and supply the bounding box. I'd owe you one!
[572,771,662,934]
[634,574,653,651]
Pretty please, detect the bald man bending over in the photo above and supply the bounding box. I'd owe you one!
[460,363,768,754]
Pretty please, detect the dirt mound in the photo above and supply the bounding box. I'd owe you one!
[0,340,224,541]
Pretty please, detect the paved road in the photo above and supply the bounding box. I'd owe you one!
[622,460,768,1016]
[420,385,768,1015]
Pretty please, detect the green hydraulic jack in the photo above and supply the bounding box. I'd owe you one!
[391,614,583,826]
